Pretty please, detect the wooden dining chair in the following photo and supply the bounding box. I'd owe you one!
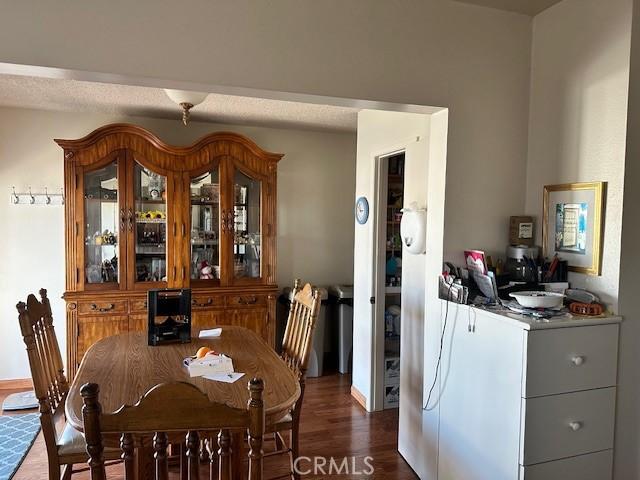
[266,279,321,480]
[80,378,265,480]
[16,289,120,480]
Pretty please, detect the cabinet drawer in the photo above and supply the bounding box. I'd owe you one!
[520,450,612,480]
[77,300,128,316]
[226,294,266,307]
[521,388,615,465]
[191,295,224,309]
[130,298,148,312]
[524,324,618,397]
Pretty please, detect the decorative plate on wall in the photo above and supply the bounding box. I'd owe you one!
[355,196,369,224]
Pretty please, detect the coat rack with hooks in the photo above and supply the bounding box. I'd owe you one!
[10,186,64,206]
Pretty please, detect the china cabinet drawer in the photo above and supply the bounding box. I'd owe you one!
[521,388,615,465]
[191,295,225,309]
[227,294,266,307]
[77,299,128,316]
[524,324,618,397]
[130,298,148,312]
[520,449,612,480]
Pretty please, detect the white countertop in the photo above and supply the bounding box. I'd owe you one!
[443,300,622,330]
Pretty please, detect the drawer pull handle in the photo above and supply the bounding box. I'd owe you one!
[568,421,583,431]
[192,298,214,307]
[239,296,257,305]
[571,356,585,366]
[90,303,115,313]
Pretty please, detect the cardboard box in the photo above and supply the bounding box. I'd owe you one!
[384,384,400,409]
[509,216,534,246]
[384,356,400,385]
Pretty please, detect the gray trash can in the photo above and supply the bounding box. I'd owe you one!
[280,285,329,378]
[329,285,353,374]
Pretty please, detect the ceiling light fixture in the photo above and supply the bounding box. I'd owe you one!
[164,89,209,126]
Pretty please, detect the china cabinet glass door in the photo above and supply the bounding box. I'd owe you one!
[232,168,263,282]
[130,160,168,287]
[83,158,124,288]
[189,167,221,285]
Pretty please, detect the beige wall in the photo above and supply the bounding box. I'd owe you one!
[352,109,431,409]
[525,0,632,311]
[616,1,640,478]
[352,109,449,479]
[0,0,533,262]
[526,0,634,478]
[0,107,356,380]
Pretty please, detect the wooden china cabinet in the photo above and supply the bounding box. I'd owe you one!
[56,124,282,379]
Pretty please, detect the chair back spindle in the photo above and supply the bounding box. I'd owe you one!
[81,379,265,480]
[17,289,70,469]
[280,280,322,381]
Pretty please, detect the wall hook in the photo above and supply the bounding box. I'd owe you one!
[11,186,19,204]
[28,187,35,204]
[60,188,65,205]
[44,187,51,205]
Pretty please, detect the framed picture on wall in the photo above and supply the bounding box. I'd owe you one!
[542,182,606,275]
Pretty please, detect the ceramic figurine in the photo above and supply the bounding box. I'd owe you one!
[200,261,214,280]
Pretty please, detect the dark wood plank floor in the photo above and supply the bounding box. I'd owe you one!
[2,374,418,479]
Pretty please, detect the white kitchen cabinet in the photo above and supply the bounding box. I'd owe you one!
[425,302,620,480]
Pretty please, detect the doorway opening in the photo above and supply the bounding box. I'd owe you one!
[373,151,405,411]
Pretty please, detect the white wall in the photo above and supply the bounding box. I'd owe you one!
[0,106,356,380]
[0,0,533,261]
[525,0,632,311]
[616,1,640,478]
[352,109,431,410]
[352,109,448,478]
[407,112,449,480]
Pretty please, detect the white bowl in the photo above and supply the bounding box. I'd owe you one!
[509,291,565,309]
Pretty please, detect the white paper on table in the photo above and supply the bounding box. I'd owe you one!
[185,354,234,377]
[199,328,222,339]
[203,372,245,383]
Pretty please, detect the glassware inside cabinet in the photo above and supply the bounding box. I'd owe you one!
[233,170,261,279]
[190,169,220,281]
[84,161,119,285]
[133,163,167,283]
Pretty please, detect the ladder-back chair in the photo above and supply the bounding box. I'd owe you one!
[81,379,265,480]
[267,279,321,480]
[17,289,119,479]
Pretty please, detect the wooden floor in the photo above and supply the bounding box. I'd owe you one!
[2,374,418,479]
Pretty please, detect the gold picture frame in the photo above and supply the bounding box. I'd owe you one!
[542,182,605,275]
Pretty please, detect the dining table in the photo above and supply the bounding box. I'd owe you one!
[65,325,300,480]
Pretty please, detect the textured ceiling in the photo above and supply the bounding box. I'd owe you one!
[0,74,358,132]
[454,0,563,15]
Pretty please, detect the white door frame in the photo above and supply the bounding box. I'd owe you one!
[369,136,420,411]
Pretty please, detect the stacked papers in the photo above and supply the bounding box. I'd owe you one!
[203,372,245,383]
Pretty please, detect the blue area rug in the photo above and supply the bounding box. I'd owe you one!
[0,414,41,480]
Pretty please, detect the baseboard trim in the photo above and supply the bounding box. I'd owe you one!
[350,385,367,411]
[0,378,33,390]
